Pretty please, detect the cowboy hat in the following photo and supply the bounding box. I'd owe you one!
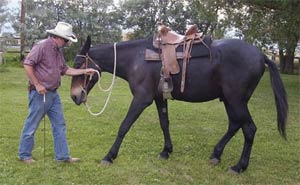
[46,22,78,43]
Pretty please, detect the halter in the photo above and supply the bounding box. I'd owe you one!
[76,54,101,91]
[75,42,117,116]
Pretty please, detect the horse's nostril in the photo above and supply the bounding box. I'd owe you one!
[71,95,77,103]
[81,90,85,97]
[81,90,87,103]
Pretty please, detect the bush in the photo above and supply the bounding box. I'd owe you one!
[1,51,75,69]
[1,52,23,68]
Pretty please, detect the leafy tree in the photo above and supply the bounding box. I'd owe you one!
[188,0,227,37]
[119,0,189,39]
[0,0,8,33]
[58,0,123,59]
[225,0,300,74]
[119,0,229,39]
[121,0,299,74]
[11,0,122,61]
[260,0,300,74]
[64,0,122,44]
[6,0,299,73]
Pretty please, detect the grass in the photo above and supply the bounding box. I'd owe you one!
[0,66,299,185]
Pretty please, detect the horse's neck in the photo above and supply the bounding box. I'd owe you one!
[90,39,147,80]
[90,44,128,79]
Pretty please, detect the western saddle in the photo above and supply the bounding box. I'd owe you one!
[148,24,210,99]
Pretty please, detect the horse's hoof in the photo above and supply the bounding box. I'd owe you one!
[228,167,239,175]
[100,160,112,166]
[209,158,220,166]
[159,152,169,159]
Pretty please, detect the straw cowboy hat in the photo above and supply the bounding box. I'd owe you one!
[46,22,78,43]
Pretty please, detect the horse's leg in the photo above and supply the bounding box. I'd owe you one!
[209,100,241,165]
[154,99,173,159]
[211,99,257,173]
[101,96,153,164]
[230,105,256,173]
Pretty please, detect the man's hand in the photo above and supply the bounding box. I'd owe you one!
[84,68,98,75]
[35,83,47,94]
[65,67,98,76]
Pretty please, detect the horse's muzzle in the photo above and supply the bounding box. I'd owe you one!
[71,88,87,105]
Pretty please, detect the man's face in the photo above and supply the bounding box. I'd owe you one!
[57,37,71,48]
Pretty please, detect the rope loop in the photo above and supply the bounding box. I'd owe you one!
[84,42,117,116]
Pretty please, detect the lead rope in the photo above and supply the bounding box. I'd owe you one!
[85,42,117,116]
[43,94,46,166]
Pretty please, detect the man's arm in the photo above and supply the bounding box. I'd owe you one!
[65,67,97,76]
[24,64,46,94]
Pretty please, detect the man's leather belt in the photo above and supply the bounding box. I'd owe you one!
[28,85,57,92]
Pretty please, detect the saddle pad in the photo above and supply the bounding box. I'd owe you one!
[145,49,184,61]
[145,36,212,61]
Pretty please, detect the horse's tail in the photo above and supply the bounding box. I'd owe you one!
[264,55,288,139]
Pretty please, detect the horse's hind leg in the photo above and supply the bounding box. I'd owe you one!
[155,99,173,159]
[230,106,257,173]
[209,100,241,165]
[211,100,257,173]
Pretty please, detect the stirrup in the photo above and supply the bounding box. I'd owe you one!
[158,77,174,100]
[163,77,173,93]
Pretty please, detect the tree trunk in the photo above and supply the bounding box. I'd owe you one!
[284,48,295,74]
[279,49,285,73]
[279,48,295,74]
[20,0,26,61]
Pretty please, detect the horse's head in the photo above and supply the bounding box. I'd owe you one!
[70,36,100,105]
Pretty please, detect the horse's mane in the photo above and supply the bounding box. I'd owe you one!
[91,36,152,49]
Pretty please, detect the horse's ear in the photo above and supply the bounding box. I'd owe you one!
[79,36,91,55]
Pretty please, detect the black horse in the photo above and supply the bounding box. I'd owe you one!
[70,36,288,173]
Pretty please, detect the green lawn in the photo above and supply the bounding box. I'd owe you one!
[0,66,299,185]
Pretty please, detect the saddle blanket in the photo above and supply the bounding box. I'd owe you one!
[145,35,212,61]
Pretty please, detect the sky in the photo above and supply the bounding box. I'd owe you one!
[1,0,21,33]
[7,0,21,8]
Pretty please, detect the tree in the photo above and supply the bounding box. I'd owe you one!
[0,0,8,33]
[225,0,300,74]
[119,0,232,39]
[263,1,300,74]
[64,0,122,44]
[188,0,231,38]
[119,0,190,39]
[11,0,122,61]
[121,0,299,74]
[20,0,26,61]
[63,0,123,59]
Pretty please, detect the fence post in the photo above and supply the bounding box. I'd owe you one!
[0,51,3,65]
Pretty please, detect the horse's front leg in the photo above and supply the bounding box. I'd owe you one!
[101,96,153,165]
[155,99,173,159]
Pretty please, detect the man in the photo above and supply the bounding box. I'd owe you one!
[18,22,96,164]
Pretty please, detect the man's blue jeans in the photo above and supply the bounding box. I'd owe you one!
[19,90,70,161]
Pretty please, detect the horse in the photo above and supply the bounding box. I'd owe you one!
[70,36,288,173]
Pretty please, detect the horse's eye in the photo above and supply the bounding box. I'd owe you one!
[74,61,82,69]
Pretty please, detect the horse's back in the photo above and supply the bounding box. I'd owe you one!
[171,39,266,102]
[212,39,265,68]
